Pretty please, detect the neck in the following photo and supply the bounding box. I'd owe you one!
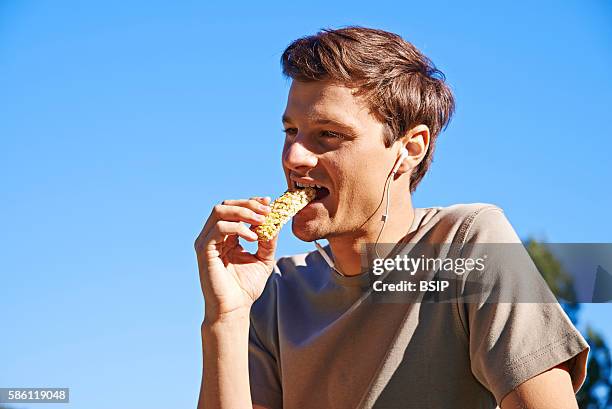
[326,185,415,277]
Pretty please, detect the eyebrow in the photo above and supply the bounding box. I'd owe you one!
[282,114,358,134]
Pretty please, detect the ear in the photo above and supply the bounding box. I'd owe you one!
[395,124,430,176]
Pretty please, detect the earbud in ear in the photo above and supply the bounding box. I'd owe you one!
[391,147,409,175]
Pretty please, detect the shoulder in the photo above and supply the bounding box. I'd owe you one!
[415,203,520,244]
[249,248,330,351]
[274,249,329,285]
[250,249,328,320]
[426,202,503,226]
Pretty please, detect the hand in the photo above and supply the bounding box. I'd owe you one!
[194,196,277,323]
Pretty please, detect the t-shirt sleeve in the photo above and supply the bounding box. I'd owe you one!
[248,323,282,408]
[457,206,590,405]
[248,266,283,409]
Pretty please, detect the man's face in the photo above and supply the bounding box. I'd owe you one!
[281,80,398,242]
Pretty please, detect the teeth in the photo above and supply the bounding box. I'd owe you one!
[296,181,321,189]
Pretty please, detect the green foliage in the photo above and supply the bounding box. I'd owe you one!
[526,239,576,302]
[526,239,612,408]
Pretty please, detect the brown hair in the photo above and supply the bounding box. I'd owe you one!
[281,26,455,192]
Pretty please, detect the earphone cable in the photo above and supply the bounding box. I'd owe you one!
[374,171,394,259]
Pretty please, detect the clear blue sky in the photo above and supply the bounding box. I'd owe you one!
[1,1,611,408]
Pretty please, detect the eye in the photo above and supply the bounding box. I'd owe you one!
[320,130,345,139]
[282,127,297,137]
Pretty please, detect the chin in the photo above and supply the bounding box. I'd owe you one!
[291,222,324,243]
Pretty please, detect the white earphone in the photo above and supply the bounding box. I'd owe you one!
[391,147,409,175]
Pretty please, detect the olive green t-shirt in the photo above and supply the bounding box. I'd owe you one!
[248,203,589,408]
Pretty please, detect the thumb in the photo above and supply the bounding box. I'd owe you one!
[249,195,277,263]
[256,234,278,264]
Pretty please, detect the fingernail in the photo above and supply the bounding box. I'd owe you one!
[260,205,271,213]
[256,214,266,221]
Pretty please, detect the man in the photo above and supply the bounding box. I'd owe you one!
[195,26,589,408]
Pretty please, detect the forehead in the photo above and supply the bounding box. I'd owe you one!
[283,81,373,127]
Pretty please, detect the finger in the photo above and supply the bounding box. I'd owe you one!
[212,204,268,226]
[221,198,271,216]
[256,233,278,262]
[208,220,258,244]
[196,198,272,250]
[250,196,272,206]
[220,234,239,259]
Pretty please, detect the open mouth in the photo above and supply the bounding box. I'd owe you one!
[294,182,330,201]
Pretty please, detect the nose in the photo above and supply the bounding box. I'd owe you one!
[282,138,318,174]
